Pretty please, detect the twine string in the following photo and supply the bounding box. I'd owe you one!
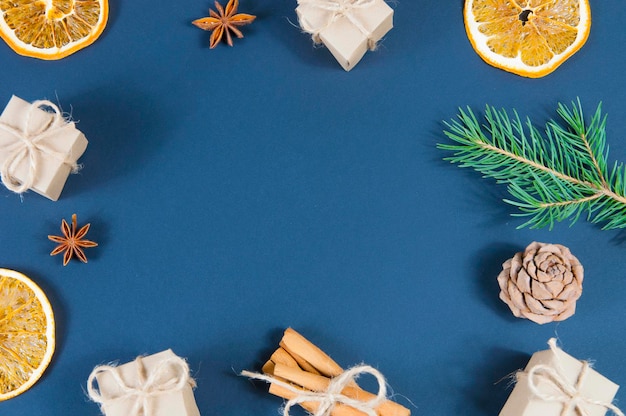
[0,99,78,193]
[297,0,379,49]
[87,356,194,416]
[526,339,623,416]
[241,364,387,416]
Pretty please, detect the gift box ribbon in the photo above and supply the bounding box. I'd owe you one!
[298,0,380,50]
[87,355,195,416]
[0,100,79,194]
[242,364,387,416]
[526,338,623,416]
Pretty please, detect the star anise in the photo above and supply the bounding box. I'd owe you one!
[192,0,256,48]
[48,214,98,266]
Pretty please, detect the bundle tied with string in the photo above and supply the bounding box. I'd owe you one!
[241,328,410,416]
[499,339,622,416]
[0,95,88,201]
[87,349,200,416]
[295,0,393,71]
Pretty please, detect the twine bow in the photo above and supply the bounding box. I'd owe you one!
[87,355,195,416]
[242,364,387,416]
[297,0,379,49]
[0,99,79,194]
[526,339,623,416]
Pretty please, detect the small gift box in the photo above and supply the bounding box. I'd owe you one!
[499,339,621,416]
[87,349,201,416]
[296,0,393,71]
[0,95,88,201]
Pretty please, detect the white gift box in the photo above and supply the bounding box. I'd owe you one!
[0,95,88,200]
[89,349,201,416]
[500,339,620,416]
[296,0,393,71]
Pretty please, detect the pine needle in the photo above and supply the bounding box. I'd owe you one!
[438,100,626,230]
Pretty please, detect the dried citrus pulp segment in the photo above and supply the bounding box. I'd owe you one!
[0,0,108,60]
[464,0,591,78]
[0,268,55,401]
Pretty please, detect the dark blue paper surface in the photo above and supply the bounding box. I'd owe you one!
[1,1,626,415]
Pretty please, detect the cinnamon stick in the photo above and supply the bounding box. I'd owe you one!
[255,328,410,416]
[279,343,323,375]
[262,360,275,375]
[281,328,343,377]
[269,382,366,416]
[273,363,410,416]
[271,347,301,369]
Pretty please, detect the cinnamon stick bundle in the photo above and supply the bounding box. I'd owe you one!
[258,328,410,416]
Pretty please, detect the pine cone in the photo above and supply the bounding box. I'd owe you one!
[497,242,583,324]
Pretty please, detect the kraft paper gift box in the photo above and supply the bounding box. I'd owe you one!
[88,349,201,416]
[296,0,393,71]
[499,339,620,416]
[0,95,88,200]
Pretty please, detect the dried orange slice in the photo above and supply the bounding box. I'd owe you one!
[464,0,591,78]
[0,268,55,401]
[0,0,108,60]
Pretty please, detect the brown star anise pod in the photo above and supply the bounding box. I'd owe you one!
[192,0,256,48]
[48,214,98,266]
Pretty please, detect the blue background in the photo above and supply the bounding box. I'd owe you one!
[1,1,626,415]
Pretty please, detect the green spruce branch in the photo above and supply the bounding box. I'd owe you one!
[438,100,626,230]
